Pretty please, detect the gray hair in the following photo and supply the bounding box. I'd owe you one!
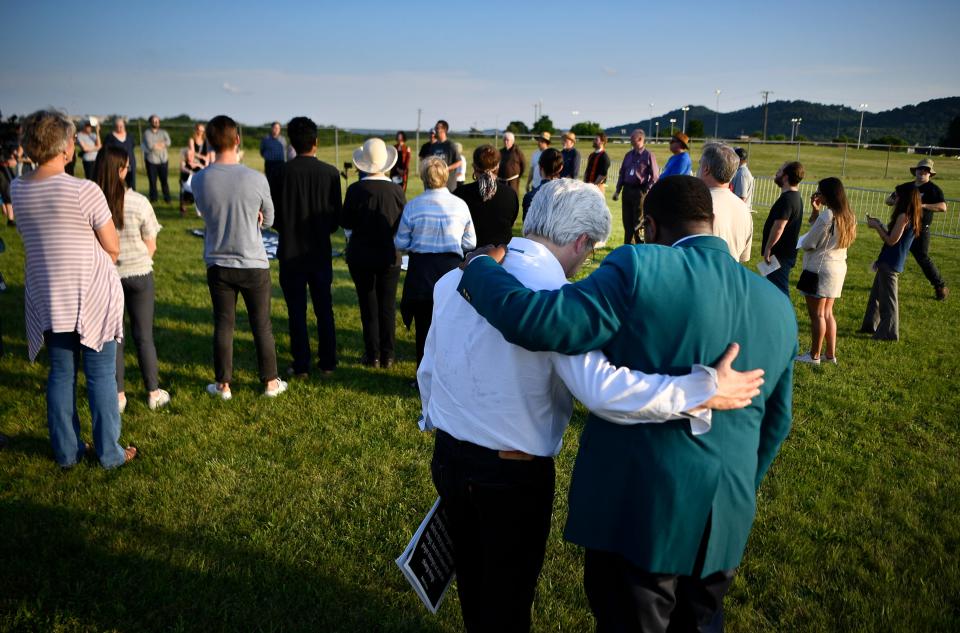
[523,179,611,246]
[700,142,739,184]
[21,109,75,165]
[503,131,515,143]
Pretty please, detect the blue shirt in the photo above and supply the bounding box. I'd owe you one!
[260,136,287,162]
[877,223,916,273]
[395,188,476,256]
[660,151,692,177]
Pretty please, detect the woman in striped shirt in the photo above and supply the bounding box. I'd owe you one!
[95,146,170,412]
[395,156,476,374]
[12,110,137,469]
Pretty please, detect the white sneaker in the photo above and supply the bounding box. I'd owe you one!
[206,383,232,400]
[263,379,288,398]
[148,389,171,410]
[822,356,838,365]
[795,353,821,365]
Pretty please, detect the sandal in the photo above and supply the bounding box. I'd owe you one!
[123,445,139,463]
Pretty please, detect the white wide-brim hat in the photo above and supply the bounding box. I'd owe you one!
[353,138,398,174]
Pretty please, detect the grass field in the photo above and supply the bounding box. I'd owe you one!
[1,140,958,632]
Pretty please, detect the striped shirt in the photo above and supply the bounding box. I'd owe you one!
[116,189,162,278]
[395,187,476,256]
[12,174,124,361]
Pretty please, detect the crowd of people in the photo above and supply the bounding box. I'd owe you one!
[0,107,953,632]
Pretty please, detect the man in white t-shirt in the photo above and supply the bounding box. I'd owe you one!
[699,142,753,262]
[418,178,764,631]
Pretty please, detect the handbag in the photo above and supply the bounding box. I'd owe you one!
[796,215,835,295]
[796,269,818,294]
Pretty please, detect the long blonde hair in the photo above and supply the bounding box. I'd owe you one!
[818,177,856,249]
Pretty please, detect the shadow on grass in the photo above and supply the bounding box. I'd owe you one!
[0,433,51,461]
[0,499,450,633]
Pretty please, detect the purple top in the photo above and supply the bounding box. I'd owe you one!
[616,148,659,193]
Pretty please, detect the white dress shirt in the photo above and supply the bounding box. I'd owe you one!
[710,186,754,262]
[417,237,717,457]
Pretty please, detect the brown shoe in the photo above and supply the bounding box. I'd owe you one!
[936,286,948,300]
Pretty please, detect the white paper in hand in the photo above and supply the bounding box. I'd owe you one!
[757,255,781,277]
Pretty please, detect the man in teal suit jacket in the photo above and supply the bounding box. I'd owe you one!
[457,175,797,631]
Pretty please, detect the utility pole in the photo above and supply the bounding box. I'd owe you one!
[857,103,868,150]
[681,106,690,134]
[714,89,721,138]
[416,108,422,169]
[760,90,772,141]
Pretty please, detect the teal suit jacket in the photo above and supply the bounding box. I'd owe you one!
[457,235,797,576]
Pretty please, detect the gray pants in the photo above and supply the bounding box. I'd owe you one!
[861,262,900,341]
[117,272,159,392]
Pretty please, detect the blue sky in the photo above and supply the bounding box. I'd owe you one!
[3,0,958,130]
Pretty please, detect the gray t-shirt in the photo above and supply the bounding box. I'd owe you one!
[731,164,755,210]
[192,164,275,269]
[141,128,172,164]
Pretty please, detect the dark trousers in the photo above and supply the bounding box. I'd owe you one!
[82,160,97,181]
[116,273,159,392]
[264,160,284,205]
[765,261,794,297]
[411,300,433,368]
[206,265,278,384]
[279,262,337,373]
[861,262,901,340]
[124,166,136,191]
[146,161,171,203]
[910,227,945,289]
[431,430,555,633]
[348,263,400,364]
[622,186,645,244]
[584,519,735,633]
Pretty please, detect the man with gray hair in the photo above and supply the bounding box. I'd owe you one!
[699,142,753,262]
[418,178,765,631]
[498,131,526,195]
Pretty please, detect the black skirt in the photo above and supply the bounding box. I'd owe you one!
[399,252,462,328]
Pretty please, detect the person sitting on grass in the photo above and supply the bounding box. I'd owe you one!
[192,114,286,400]
[860,188,922,341]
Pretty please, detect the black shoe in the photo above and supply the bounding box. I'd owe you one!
[936,286,949,301]
[380,356,395,369]
[285,366,309,379]
[360,356,379,368]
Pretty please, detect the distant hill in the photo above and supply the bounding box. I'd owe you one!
[605,97,960,145]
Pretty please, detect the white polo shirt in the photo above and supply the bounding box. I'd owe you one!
[417,237,717,457]
[710,186,754,262]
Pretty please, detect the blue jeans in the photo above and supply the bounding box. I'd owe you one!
[766,261,794,297]
[46,332,126,468]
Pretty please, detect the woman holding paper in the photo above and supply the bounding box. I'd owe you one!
[859,189,922,341]
[795,177,857,365]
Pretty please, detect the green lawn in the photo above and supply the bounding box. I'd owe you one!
[0,142,958,632]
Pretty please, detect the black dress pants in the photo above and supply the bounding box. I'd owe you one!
[279,262,337,373]
[909,227,945,290]
[146,161,170,202]
[348,263,400,364]
[584,518,735,633]
[621,186,645,244]
[431,430,555,633]
[82,160,97,181]
[116,273,159,392]
[206,266,278,384]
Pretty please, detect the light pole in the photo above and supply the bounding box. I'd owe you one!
[649,103,654,138]
[714,89,721,138]
[857,103,868,149]
[795,117,802,140]
[681,106,689,134]
[789,118,797,142]
[669,118,676,135]
[654,121,660,140]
